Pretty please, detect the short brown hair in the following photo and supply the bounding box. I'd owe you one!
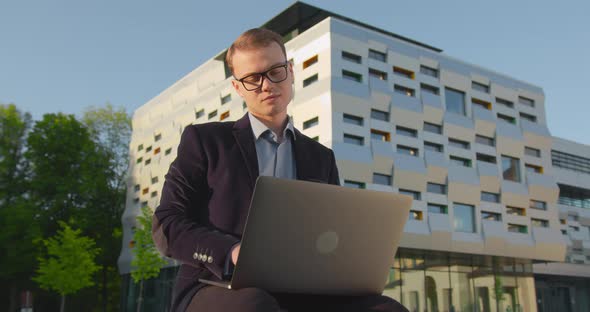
[225,28,286,76]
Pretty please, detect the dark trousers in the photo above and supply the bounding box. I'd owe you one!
[187,286,408,312]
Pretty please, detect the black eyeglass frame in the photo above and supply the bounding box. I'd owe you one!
[234,61,290,91]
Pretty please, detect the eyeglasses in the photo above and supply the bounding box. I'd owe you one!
[235,62,289,91]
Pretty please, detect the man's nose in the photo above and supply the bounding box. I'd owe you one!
[260,75,275,92]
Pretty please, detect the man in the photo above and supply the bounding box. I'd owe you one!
[153,28,407,312]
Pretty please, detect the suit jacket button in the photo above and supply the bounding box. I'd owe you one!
[207,256,213,263]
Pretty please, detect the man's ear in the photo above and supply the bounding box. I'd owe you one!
[231,80,244,98]
[288,61,294,84]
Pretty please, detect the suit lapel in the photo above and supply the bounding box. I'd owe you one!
[233,114,259,189]
[293,128,314,180]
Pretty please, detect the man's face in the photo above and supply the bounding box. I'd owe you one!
[231,42,294,121]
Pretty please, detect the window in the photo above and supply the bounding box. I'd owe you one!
[525,147,541,158]
[220,111,230,121]
[420,65,438,78]
[134,184,140,192]
[450,156,471,167]
[136,157,143,164]
[568,214,579,222]
[481,211,502,221]
[195,109,204,119]
[208,110,217,120]
[420,83,439,95]
[445,87,466,115]
[427,182,446,194]
[133,198,139,204]
[368,49,386,62]
[371,109,389,121]
[531,218,549,228]
[569,225,579,232]
[141,201,148,207]
[424,141,443,153]
[552,150,590,174]
[151,191,158,198]
[393,66,414,79]
[154,147,161,155]
[525,164,543,174]
[496,97,514,108]
[151,176,159,184]
[399,189,421,200]
[427,203,447,214]
[519,112,537,123]
[342,51,362,63]
[396,126,417,138]
[142,187,149,195]
[221,94,231,105]
[303,55,318,69]
[146,146,152,153]
[342,70,362,83]
[312,136,319,141]
[343,114,363,126]
[154,134,162,141]
[502,156,521,182]
[472,98,492,110]
[394,85,415,97]
[448,138,470,149]
[397,145,419,157]
[137,144,144,151]
[243,101,247,109]
[303,74,319,87]
[409,210,423,221]
[557,184,590,209]
[369,68,387,80]
[165,148,172,156]
[145,158,151,165]
[303,117,319,130]
[373,173,392,186]
[454,203,476,233]
[344,134,364,146]
[506,206,526,216]
[530,200,547,210]
[472,81,489,93]
[475,135,495,146]
[508,224,528,234]
[371,129,391,142]
[497,113,516,124]
[476,153,497,164]
[481,191,500,203]
[344,180,365,189]
[518,96,535,107]
[424,122,442,134]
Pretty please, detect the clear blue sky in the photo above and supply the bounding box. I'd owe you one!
[1,0,589,145]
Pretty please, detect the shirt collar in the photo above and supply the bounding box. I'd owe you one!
[248,112,296,141]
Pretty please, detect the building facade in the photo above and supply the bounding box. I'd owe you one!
[118,3,590,311]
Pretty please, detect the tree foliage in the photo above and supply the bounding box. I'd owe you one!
[33,221,101,311]
[131,205,166,283]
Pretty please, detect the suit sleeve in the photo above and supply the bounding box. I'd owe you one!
[152,126,239,279]
[328,149,340,186]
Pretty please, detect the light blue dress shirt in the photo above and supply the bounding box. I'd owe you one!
[248,112,297,180]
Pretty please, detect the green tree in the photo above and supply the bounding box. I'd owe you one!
[83,103,132,312]
[0,103,37,312]
[25,113,107,235]
[131,205,166,312]
[33,221,101,312]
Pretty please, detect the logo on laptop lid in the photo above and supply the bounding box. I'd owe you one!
[316,231,339,254]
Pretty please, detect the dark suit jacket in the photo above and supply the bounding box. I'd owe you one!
[152,113,340,312]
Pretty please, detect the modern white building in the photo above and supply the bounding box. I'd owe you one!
[118,3,590,311]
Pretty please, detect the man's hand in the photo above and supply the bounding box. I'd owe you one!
[231,243,241,265]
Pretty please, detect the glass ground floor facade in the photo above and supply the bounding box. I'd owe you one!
[119,248,589,312]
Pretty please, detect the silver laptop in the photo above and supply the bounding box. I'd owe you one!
[199,176,411,295]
